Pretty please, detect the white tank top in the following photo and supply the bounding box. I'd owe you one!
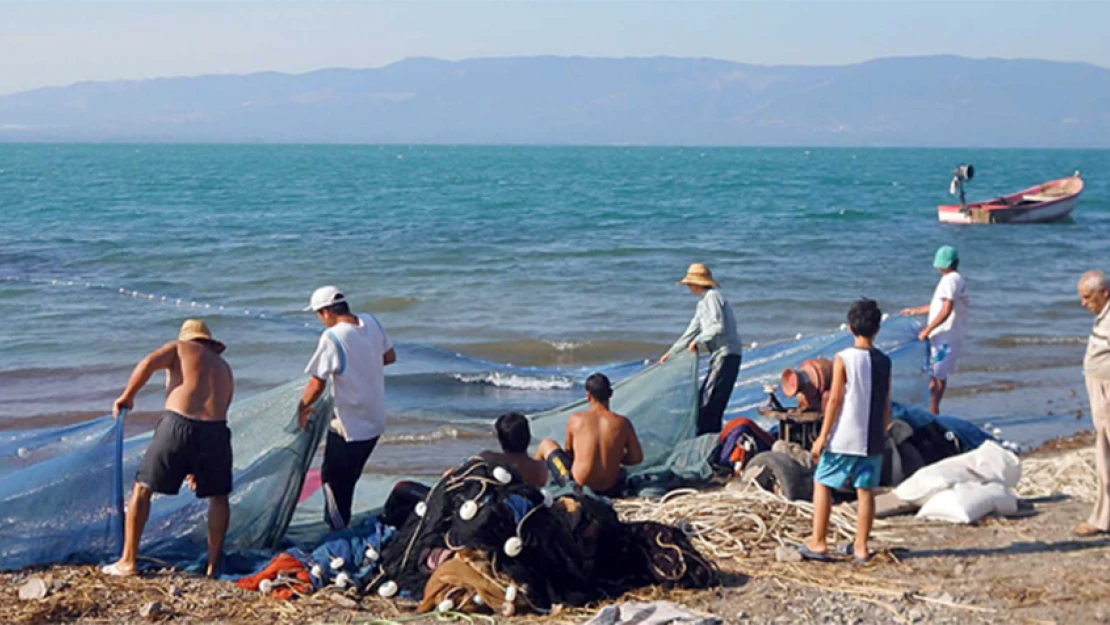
[828,347,891,457]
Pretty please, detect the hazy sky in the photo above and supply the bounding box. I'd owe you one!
[1,0,1108,95]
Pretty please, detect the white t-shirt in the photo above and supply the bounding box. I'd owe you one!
[928,272,970,349]
[305,314,393,442]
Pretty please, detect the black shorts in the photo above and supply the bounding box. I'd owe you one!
[136,411,233,498]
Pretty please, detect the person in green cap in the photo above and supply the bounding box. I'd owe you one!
[900,245,970,414]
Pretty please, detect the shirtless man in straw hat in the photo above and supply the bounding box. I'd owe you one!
[661,263,743,435]
[103,319,234,578]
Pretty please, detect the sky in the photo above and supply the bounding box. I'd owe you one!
[1,0,1109,95]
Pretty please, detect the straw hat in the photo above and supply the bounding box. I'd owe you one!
[178,319,226,354]
[677,263,719,288]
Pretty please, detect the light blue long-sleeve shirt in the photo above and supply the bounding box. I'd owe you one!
[668,289,743,359]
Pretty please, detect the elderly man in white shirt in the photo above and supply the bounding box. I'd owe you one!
[661,263,743,435]
[1076,270,1110,537]
[298,286,397,530]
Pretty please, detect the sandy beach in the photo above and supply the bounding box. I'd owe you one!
[2,431,1105,625]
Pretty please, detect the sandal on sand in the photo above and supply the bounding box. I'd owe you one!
[835,542,873,563]
[1073,522,1108,537]
[101,562,138,577]
[796,544,834,562]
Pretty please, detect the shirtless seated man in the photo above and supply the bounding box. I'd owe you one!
[102,319,234,578]
[479,412,549,488]
[535,373,643,497]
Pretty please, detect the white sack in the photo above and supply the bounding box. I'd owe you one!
[895,440,1021,505]
[916,481,1018,524]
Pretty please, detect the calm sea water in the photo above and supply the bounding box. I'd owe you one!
[0,145,1106,465]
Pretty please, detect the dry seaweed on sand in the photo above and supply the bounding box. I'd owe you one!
[1015,448,1098,502]
[613,482,902,562]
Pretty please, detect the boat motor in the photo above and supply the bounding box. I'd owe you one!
[780,358,834,413]
[949,163,975,211]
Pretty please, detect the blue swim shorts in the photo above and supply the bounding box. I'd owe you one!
[814,451,883,490]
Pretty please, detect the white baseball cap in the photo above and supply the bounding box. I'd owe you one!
[305,285,347,312]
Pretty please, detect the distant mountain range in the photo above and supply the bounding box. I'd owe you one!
[2,55,1109,147]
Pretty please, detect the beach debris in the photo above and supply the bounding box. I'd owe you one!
[775,546,803,563]
[18,576,48,601]
[615,483,897,562]
[328,592,359,609]
[139,601,164,619]
[1016,447,1098,501]
[584,601,723,625]
[258,579,274,595]
[436,598,455,612]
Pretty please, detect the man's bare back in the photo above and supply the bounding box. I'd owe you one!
[165,340,234,421]
[564,405,643,493]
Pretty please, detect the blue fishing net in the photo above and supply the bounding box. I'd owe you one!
[0,381,330,572]
[0,318,926,571]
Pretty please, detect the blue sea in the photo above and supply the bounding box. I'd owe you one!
[0,145,1105,471]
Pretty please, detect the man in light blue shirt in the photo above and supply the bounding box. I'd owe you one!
[661,263,743,435]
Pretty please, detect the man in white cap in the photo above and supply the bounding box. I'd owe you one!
[103,319,234,578]
[660,263,743,435]
[1075,269,1110,537]
[298,286,396,530]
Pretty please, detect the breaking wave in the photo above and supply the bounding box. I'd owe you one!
[451,371,576,391]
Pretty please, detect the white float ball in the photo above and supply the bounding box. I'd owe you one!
[504,585,518,602]
[330,556,344,570]
[415,501,427,518]
[437,599,455,612]
[493,466,512,484]
[459,500,478,521]
[378,580,399,598]
[258,579,273,594]
[503,536,523,557]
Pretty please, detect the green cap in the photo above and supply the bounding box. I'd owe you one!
[933,245,959,269]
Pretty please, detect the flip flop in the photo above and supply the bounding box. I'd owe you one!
[835,542,873,563]
[795,544,834,562]
[101,562,138,577]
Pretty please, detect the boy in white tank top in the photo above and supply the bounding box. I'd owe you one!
[799,299,892,563]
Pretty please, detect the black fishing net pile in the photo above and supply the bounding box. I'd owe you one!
[375,458,717,610]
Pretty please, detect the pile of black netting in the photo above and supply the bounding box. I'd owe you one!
[372,458,717,615]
